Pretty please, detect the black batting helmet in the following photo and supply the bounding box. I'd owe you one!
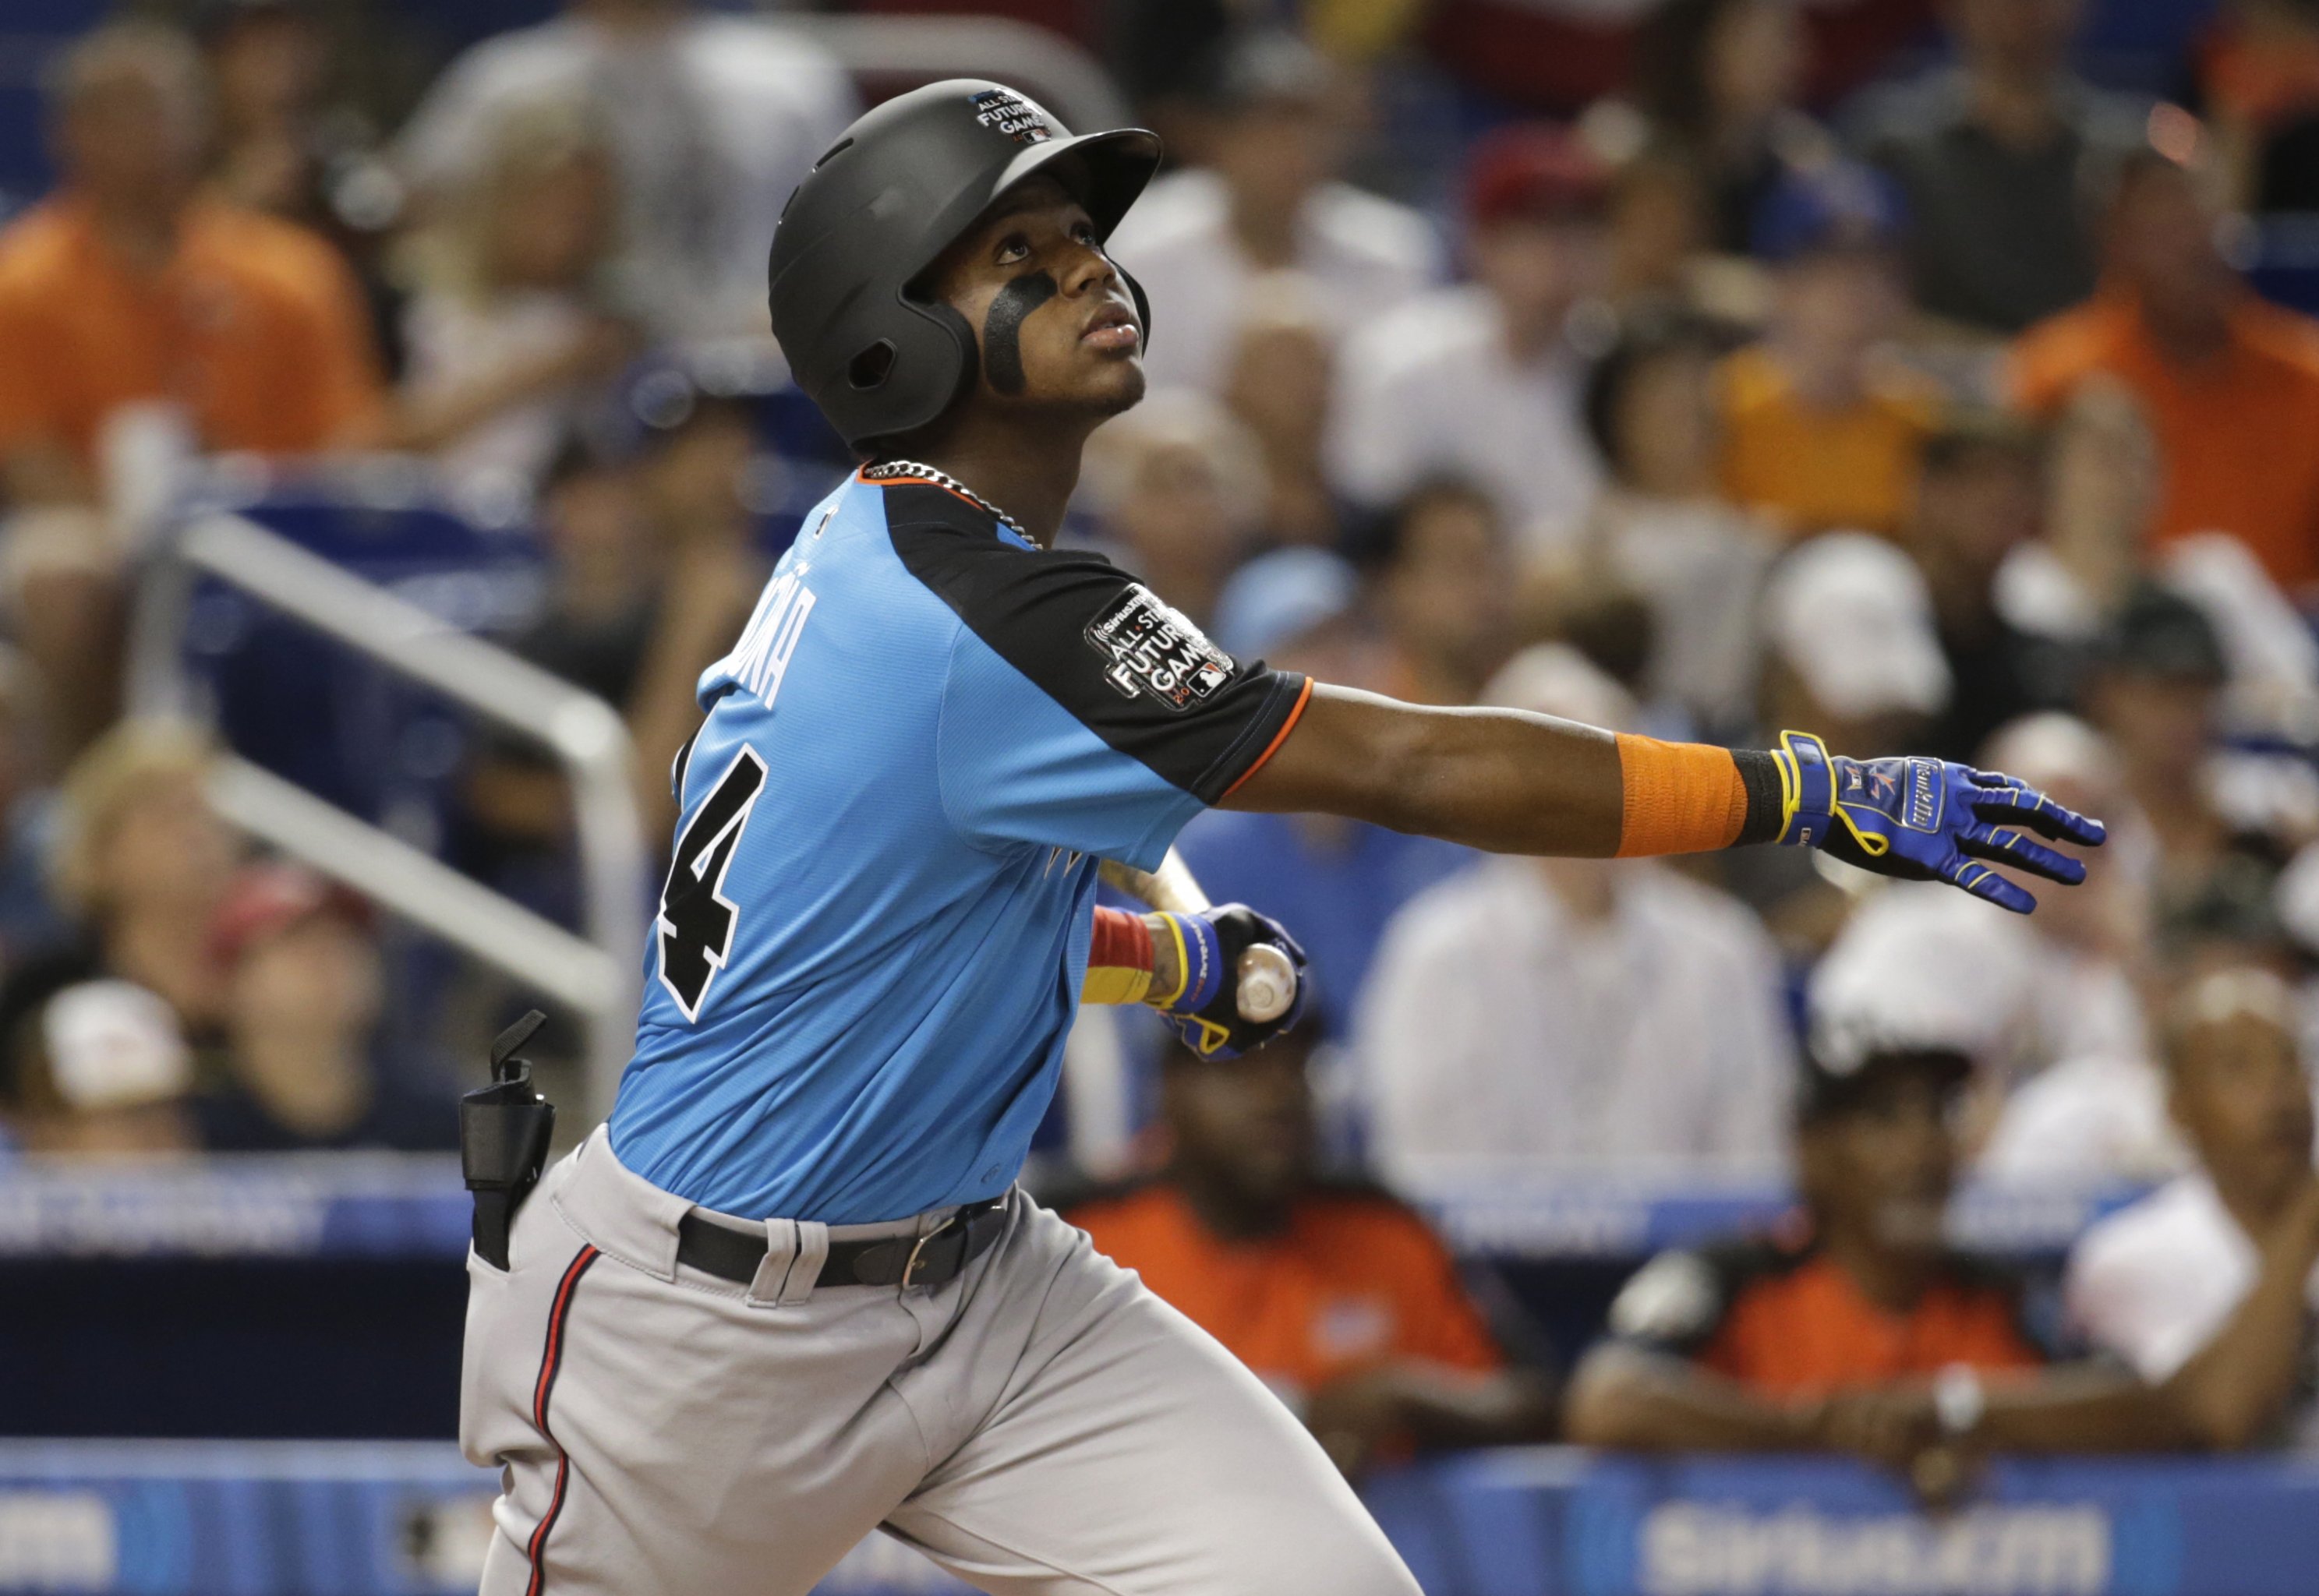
[767,80,1161,455]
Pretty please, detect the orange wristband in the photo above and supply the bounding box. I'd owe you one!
[1614,733,1751,857]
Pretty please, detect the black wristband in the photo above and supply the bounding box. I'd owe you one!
[1732,748,1785,847]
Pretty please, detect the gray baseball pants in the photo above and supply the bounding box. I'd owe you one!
[459,1126,1421,1595]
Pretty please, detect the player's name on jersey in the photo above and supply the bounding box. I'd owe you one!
[709,560,818,705]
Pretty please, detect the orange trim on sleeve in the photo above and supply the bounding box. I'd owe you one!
[1220,677,1314,800]
[1614,733,1749,858]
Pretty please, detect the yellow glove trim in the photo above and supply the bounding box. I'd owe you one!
[1144,913,1193,1011]
[1082,966,1154,1006]
[1774,729,1892,859]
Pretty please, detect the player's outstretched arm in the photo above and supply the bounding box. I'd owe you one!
[1227,684,2106,912]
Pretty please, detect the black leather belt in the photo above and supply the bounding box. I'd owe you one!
[676,1199,1006,1291]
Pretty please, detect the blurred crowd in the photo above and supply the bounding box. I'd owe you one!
[4,0,2319,1488]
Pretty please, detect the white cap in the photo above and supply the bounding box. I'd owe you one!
[1481,642,1639,733]
[2172,965,2298,1034]
[2275,842,2319,957]
[1808,885,2034,1075]
[41,980,192,1114]
[1764,533,1953,721]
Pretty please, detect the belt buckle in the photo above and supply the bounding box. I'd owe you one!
[899,1222,946,1288]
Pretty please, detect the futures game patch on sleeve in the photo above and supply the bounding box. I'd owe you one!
[1083,584,1236,711]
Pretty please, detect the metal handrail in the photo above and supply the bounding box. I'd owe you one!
[131,511,645,1121]
[780,15,1129,131]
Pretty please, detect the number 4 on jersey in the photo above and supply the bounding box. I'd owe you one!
[656,747,768,1021]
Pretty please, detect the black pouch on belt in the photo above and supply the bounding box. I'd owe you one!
[461,1010,557,1269]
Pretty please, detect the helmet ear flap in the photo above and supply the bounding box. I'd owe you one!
[926,301,981,408]
[843,298,979,457]
[1122,267,1152,354]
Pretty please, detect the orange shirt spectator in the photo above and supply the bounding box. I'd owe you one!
[1597,1229,2048,1399]
[0,195,384,474]
[2010,290,2319,593]
[1693,1235,2044,1394]
[1716,343,1939,538]
[1073,1180,1503,1400]
[2198,10,2319,145]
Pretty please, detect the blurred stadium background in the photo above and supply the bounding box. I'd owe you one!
[4,0,2319,1591]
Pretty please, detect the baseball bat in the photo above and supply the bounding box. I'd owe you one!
[1098,853,1298,1024]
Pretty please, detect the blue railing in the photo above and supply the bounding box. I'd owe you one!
[0,1156,2148,1265]
[2,1440,2314,1596]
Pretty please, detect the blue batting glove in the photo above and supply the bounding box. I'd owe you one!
[1772,730,2107,915]
[1150,904,1310,1060]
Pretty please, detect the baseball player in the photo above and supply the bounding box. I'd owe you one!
[458,80,2106,1595]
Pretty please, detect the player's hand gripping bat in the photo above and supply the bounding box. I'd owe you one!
[1099,853,1297,1019]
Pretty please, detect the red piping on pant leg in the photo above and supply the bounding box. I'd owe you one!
[524,1245,599,1596]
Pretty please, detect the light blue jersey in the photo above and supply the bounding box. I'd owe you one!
[607,465,1308,1222]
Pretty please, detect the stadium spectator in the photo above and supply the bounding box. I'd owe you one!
[2195,0,2319,212]
[1601,146,1715,316]
[0,646,65,969]
[1357,646,1792,1179]
[1533,312,1769,736]
[1082,390,1266,631]
[1808,717,2159,1182]
[0,23,386,754]
[1900,412,2074,763]
[1176,550,1473,1039]
[1327,125,1607,545]
[1627,0,1829,254]
[627,394,773,830]
[1217,273,1344,547]
[2066,962,2319,1447]
[465,406,765,853]
[195,863,455,1153]
[1759,533,1951,761]
[1357,479,1517,708]
[2082,584,2279,918]
[1988,377,2158,655]
[1715,164,1939,540]
[197,0,401,318]
[5,722,239,1044]
[2159,532,2319,749]
[1568,1002,2319,1472]
[1108,30,1436,398]
[1978,916,2197,1190]
[1721,533,1953,957]
[2010,147,2319,598]
[1069,1021,1552,1477]
[1953,716,2165,1165]
[0,22,387,475]
[0,976,196,1157]
[393,101,637,506]
[395,0,854,344]
[1849,0,2150,334]
[1564,1035,2051,1456]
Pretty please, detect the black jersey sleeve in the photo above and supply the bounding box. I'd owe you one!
[882,481,1309,863]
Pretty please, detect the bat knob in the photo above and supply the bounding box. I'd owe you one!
[1235,944,1297,1025]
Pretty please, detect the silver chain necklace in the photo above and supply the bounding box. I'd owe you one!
[861,458,1027,538]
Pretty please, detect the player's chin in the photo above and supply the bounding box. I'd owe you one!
[1073,355,1147,418]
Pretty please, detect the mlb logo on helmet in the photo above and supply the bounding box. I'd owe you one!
[969,87,1052,146]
